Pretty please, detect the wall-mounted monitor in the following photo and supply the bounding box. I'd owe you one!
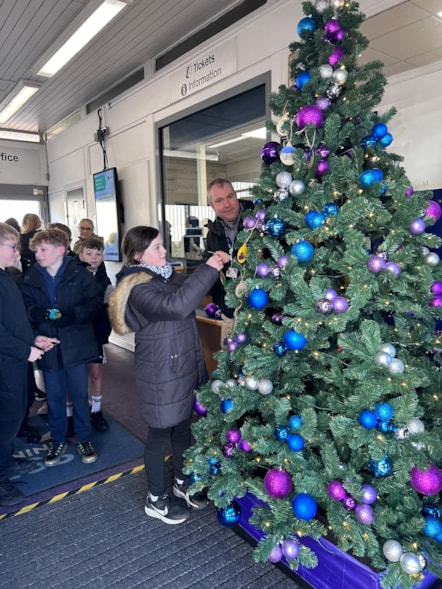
[93,167,122,261]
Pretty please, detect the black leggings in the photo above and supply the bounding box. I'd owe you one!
[144,416,192,496]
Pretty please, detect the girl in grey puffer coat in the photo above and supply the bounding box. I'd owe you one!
[109,225,229,524]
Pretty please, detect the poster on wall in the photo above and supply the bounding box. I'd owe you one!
[93,167,122,261]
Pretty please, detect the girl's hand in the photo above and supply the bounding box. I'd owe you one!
[206,251,230,271]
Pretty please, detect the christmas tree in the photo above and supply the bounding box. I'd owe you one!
[185,1,442,587]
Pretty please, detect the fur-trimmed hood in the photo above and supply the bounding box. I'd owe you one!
[108,271,152,335]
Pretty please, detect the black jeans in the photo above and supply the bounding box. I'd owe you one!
[144,416,192,496]
[0,370,27,478]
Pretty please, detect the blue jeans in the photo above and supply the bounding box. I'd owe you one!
[44,364,90,443]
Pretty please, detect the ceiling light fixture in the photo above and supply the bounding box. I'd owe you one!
[207,127,267,149]
[36,0,129,78]
[0,128,42,143]
[0,81,42,125]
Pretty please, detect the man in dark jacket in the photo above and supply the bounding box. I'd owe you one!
[204,178,254,326]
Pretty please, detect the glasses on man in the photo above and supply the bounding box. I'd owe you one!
[0,243,19,252]
[78,226,93,231]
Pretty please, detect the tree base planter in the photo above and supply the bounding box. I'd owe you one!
[234,492,439,589]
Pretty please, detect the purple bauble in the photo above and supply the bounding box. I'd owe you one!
[226,340,237,353]
[243,215,257,229]
[368,255,387,273]
[256,262,270,277]
[431,281,442,295]
[426,200,442,221]
[316,96,331,111]
[355,503,375,525]
[324,19,342,39]
[409,218,426,235]
[226,428,241,444]
[385,261,401,277]
[328,480,347,501]
[317,144,331,158]
[268,544,283,563]
[235,332,248,344]
[405,186,414,197]
[343,495,357,511]
[255,209,266,222]
[332,296,349,313]
[296,105,324,129]
[222,442,236,458]
[324,288,338,301]
[410,463,442,495]
[263,468,293,499]
[282,539,300,560]
[329,46,345,66]
[360,484,377,505]
[260,141,281,165]
[271,312,285,324]
[316,298,333,314]
[316,159,330,176]
[193,399,208,416]
[239,439,252,452]
[277,254,289,268]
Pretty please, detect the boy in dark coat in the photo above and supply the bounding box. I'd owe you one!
[0,223,58,505]
[21,229,103,467]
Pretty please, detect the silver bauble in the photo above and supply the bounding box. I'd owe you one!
[407,417,425,434]
[225,378,237,388]
[422,246,430,255]
[331,0,345,8]
[383,539,403,562]
[425,252,440,266]
[276,171,292,188]
[388,358,405,374]
[274,188,289,202]
[399,552,422,575]
[332,68,348,86]
[211,379,224,394]
[314,0,329,13]
[319,64,333,79]
[258,378,273,395]
[417,553,427,570]
[378,342,396,358]
[288,179,305,196]
[244,375,260,390]
[395,427,409,440]
[237,376,246,387]
[327,84,343,99]
[374,351,393,368]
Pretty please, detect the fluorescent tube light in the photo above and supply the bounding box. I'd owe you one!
[208,136,247,149]
[37,0,128,77]
[163,149,218,161]
[207,127,267,149]
[0,81,42,125]
[0,128,41,143]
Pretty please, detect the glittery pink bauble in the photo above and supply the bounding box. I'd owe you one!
[332,296,349,313]
[263,468,293,499]
[410,464,442,495]
[328,480,347,500]
[226,428,241,444]
[430,296,442,308]
[329,46,345,66]
[316,159,330,176]
[409,218,426,235]
[426,200,442,221]
[368,255,386,273]
[343,495,357,510]
[431,281,442,295]
[296,105,324,129]
[355,503,374,524]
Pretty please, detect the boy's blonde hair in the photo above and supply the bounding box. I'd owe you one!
[30,228,69,251]
[0,222,19,241]
[78,237,104,252]
[47,222,72,241]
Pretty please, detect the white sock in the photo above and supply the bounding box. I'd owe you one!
[66,401,73,417]
[176,478,184,485]
[91,395,102,413]
[149,493,159,502]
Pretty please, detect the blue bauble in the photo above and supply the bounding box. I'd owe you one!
[374,402,394,422]
[361,135,376,148]
[221,398,233,414]
[422,503,442,519]
[292,493,317,520]
[189,471,205,483]
[372,168,383,182]
[288,414,303,430]
[423,517,442,539]
[283,329,307,351]
[248,288,268,309]
[305,210,326,229]
[208,457,222,475]
[359,170,376,187]
[372,123,388,139]
[287,433,305,452]
[296,71,311,90]
[291,240,314,262]
[261,141,281,164]
[297,17,317,36]
[266,217,286,238]
[273,341,288,357]
[376,419,395,433]
[368,455,393,477]
[379,132,393,147]
[322,202,339,216]
[358,410,377,429]
[274,425,289,441]
[217,501,241,527]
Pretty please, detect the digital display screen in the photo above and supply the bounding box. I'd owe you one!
[93,168,121,261]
